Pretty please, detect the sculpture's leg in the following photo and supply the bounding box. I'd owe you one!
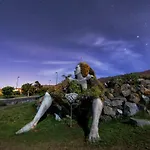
[15,92,53,134]
[88,98,103,142]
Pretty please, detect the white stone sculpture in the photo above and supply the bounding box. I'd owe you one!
[16,62,104,142]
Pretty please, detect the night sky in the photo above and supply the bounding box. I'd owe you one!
[0,0,150,88]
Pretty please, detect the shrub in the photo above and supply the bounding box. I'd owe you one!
[2,86,14,98]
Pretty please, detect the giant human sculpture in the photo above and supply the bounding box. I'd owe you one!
[16,62,105,142]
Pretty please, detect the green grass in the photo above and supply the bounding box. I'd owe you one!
[0,103,150,150]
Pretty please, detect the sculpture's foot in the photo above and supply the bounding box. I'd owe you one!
[88,127,101,142]
[15,121,35,134]
[54,113,61,121]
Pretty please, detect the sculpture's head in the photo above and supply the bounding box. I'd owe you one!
[74,62,96,78]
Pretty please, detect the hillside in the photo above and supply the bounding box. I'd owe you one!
[98,69,150,84]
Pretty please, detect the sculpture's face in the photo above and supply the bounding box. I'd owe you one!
[74,64,81,75]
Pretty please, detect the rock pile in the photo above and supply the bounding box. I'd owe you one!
[101,77,150,121]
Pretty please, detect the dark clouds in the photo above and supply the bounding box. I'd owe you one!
[1,0,150,41]
[0,0,150,87]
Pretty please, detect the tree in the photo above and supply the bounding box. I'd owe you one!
[2,86,14,98]
[34,81,42,89]
[21,83,36,96]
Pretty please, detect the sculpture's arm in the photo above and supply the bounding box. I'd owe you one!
[78,74,94,83]
[68,77,76,81]
[15,92,53,134]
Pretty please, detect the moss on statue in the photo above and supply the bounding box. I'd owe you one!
[67,77,105,101]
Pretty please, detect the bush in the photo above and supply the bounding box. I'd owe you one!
[2,86,14,98]
[13,91,20,96]
[122,73,139,85]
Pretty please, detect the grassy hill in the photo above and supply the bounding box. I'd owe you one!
[98,69,150,83]
[0,102,150,150]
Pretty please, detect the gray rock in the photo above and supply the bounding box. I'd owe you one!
[129,93,140,104]
[114,84,121,97]
[110,97,127,102]
[103,99,112,106]
[121,84,131,97]
[131,86,137,93]
[124,102,139,116]
[103,106,116,117]
[111,100,124,107]
[140,85,145,94]
[129,117,150,127]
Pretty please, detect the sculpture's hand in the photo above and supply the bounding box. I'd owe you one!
[65,93,78,103]
[86,74,94,80]
[68,77,75,81]
[78,74,94,83]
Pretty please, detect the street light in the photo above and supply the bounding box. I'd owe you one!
[16,76,20,89]
[55,72,58,85]
[49,80,51,85]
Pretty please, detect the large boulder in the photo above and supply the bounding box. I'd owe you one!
[124,102,139,116]
[104,97,126,107]
[103,106,116,117]
[128,118,150,127]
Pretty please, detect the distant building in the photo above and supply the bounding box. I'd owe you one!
[0,89,2,95]
[13,88,22,94]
